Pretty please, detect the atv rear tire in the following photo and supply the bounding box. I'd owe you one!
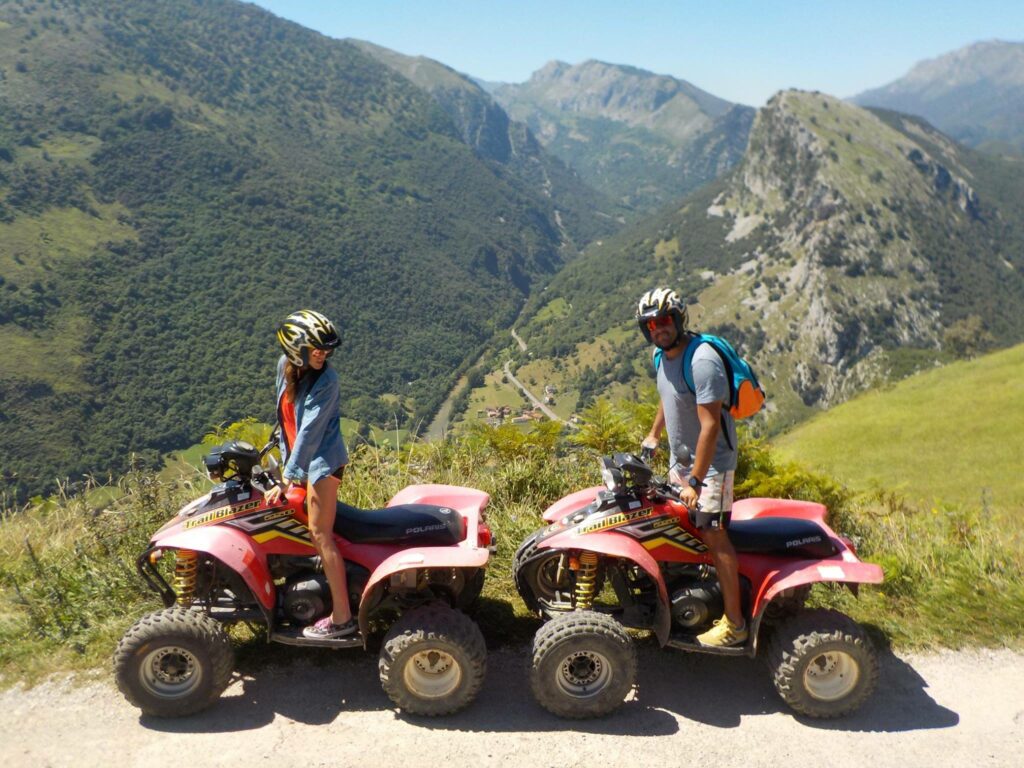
[113,607,234,717]
[379,604,486,716]
[529,610,636,719]
[768,608,878,718]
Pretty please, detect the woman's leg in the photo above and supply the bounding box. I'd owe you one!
[306,473,352,624]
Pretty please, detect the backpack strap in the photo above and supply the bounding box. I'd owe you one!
[682,335,735,452]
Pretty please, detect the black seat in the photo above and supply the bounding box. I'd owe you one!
[332,500,463,545]
[727,517,837,559]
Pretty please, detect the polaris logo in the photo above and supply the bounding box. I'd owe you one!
[786,536,821,548]
[406,523,448,534]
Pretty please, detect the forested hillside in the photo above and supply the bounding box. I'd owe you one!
[351,40,627,241]
[0,0,613,501]
[485,91,1024,430]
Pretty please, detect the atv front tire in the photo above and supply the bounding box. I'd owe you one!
[768,608,878,718]
[378,604,487,716]
[113,607,235,717]
[529,610,637,719]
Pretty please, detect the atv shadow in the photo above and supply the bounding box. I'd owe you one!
[630,632,960,732]
[139,631,956,736]
[139,642,680,736]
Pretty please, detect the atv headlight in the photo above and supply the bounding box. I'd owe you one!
[601,464,622,492]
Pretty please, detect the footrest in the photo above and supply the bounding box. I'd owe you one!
[666,633,750,657]
[270,628,363,649]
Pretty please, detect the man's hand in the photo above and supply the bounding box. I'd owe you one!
[679,484,700,510]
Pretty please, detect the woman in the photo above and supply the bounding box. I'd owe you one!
[265,309,356,639]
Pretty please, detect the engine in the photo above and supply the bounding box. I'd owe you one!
[282,574,330,623]
[662,564,724,631]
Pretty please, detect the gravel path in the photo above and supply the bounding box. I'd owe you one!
[2,644,1021,767]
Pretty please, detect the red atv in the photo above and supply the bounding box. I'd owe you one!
[513,452,882,719]
[114,438,494,717]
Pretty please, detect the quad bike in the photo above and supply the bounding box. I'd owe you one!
[114,437,494,717]
[513,452,883,719]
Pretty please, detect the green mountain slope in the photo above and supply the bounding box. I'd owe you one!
[853,40,1024,156]
[775,343,1024,512]
[480,91,1024,430]
[0,0,578,500]
[492,60,754,211]
[350,41,627,243]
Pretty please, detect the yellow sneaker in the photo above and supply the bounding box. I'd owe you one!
[696,616,748,647]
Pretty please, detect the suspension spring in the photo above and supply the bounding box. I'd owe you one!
[574,552,599,610]
[172,549,199,606]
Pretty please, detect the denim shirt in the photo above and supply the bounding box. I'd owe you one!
[276,355,348,485]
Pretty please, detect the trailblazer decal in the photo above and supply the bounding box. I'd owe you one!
[226,507,313,546]
[184,499,262,529]
[577,507,654,534]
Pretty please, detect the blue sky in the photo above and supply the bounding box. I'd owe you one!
[247,1,1022,106]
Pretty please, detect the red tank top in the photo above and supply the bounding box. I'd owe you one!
[279,392,297,453]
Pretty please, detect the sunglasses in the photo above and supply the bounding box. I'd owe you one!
[645,315,675,331]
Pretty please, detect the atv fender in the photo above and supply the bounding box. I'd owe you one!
[357,545,489,638]
[537,529,672,645]
[542,486,604,523]
[153,525,276,610]
[388,483,490,515]
[749,558,884,650]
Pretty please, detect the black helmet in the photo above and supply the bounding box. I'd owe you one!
[277,309,340,367]
[636,287,688,348]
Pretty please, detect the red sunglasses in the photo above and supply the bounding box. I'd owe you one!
[645,315,674,331]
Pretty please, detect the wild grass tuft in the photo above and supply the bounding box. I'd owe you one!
[1,398,1021,686]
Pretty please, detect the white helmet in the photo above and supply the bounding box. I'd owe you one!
[276,309,340,367]
[636,287,688,347]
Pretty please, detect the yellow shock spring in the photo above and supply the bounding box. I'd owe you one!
[574,552,599,610]
[172,550,199,606]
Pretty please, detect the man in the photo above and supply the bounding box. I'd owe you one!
[637,287,747,647]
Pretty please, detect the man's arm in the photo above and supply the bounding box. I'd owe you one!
[643,401,666,449]
[678,400,721,507]
[690,400,722,484]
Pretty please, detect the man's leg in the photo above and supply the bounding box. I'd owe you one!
[703,528,742,627]
[692,471,747,647]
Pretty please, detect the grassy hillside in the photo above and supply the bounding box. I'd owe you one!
[2,404,1021,686]
[776,344,1024,512]
[0,0,594,501]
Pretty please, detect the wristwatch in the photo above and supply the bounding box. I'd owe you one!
[688,476,706,491]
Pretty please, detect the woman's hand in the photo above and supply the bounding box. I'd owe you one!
[264,479,291,504]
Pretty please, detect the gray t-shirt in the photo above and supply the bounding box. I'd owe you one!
[656,342,738,476]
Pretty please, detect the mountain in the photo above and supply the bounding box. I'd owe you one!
[349,41,625,246]
[492,60,755,211]
[853,40,1024,155]
[0,0,595,501]
[491,91,1024,431]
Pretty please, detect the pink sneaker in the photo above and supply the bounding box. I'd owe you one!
[302,616,358,639]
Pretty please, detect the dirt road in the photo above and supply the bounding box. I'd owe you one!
[3,644,1021,768]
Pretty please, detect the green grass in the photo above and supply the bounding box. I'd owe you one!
[776,343,1024,513]
[1,400,1021,688]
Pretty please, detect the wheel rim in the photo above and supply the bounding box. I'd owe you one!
[139,645,203,699]
[554,650,612,699]
[802,650,860,701]
[402,648,462,700]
